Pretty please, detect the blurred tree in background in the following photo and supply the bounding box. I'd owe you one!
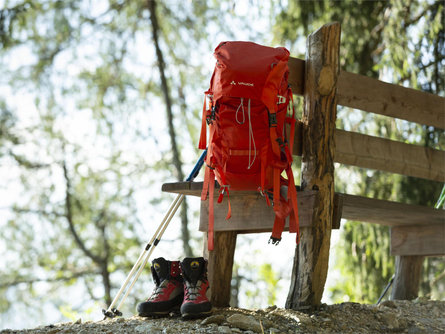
[0,0,443,329]
[0,0,220,326]
[271,0,444,303]
[0,0,270,327]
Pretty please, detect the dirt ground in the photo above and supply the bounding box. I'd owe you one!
[1,298,444,333]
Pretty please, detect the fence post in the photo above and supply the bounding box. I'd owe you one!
[391,255,424,300]
[286,22,341,309]
[203,231,237,307]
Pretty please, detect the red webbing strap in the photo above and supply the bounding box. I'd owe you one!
[288,89,296,156]
[216,163,231,220]
[198,94,208,150]
[207,170,215,251]
[202,117,217,200]
[217,186,232,220]
[271,216,286,242]
[270,167,283,243]
[285,166,300,243]
[269,124,281,158]
[273,168,281,208]
[270,189,291,243]
[201,166,210,201]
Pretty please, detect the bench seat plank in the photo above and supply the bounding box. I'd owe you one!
[162,182,444,229]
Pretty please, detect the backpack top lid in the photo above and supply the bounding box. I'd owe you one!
[210,41,290,112]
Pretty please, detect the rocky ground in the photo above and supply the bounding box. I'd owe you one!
[1,298,444,334]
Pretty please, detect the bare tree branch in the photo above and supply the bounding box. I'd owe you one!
[62,160,103,264]
[0,270,99,289]
[147,0,192,256]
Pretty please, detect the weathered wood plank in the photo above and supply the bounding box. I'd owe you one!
[203,231,237,307]
[287,22,340,309]
[162,182,443,228]
[198,190,319,233]
[288,120,303,156]
[162,180,213,197]
[288,57,305,95]
[337,71,445,129]
[340,193,445,227]
[391,255,424,300]
[335,129,445,182]
[288,59,445,128]
[290,123,445,182]
[391,224,445,256]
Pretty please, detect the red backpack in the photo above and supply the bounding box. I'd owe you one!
[199,41,300,250]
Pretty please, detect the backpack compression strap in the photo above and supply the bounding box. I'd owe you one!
[199,92,212,150]
[268,89,300,245]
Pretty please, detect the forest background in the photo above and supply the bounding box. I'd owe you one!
[0,0,443,330]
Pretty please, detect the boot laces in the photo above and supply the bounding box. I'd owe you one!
[148,280,168,301]
[184,281,201,301]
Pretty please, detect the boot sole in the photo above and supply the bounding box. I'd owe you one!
[181,309,213,319]
[138,305,181,318]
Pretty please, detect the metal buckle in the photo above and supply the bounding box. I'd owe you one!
[277,95,286,104]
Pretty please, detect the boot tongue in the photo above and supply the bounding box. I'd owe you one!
[181,257,206,286]
[151,257,169,284]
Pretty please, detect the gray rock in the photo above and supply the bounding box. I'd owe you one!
[135,323,163,333]
[380,300,397,309]
[217,325,232,334]
[378,312,400,329]
[227,314,262,333]
[201,314,226,326]
[407,325,428,334]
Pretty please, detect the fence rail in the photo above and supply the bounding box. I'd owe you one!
[289,57,445,129]
[288,57,445,182]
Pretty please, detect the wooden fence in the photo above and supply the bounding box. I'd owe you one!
[162,22,445,308]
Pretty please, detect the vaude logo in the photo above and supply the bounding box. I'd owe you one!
[230,80,254,87]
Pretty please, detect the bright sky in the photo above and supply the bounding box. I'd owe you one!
[0,0,349,330]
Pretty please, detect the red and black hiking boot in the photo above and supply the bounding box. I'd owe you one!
[137,257,183,317]
[180,257,212,318]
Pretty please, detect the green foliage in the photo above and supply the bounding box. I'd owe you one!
[272,0,445,303]
[1,0,444,328]
[259,263,280,306]
[236,255,282,308]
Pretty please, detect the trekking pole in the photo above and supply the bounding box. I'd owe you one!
[376,274,395,305]
[103,149,207,318]
[115,194,185,311]
[102,195,183,318]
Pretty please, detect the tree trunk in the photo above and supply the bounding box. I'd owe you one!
[286,22,341,309]
[63,160,112,305]
[148,0,192,256]
[391,255,424,300]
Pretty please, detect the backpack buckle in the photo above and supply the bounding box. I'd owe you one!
[206,107,216,125]
[268,237,281,245]
[268,113,277,127]
[277,95,286,104]
[276,137,287,152]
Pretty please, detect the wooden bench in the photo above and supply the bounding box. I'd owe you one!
[163,22,445,308]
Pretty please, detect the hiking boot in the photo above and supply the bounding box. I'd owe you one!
[137,257,183,317]
[180,257,212,318]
